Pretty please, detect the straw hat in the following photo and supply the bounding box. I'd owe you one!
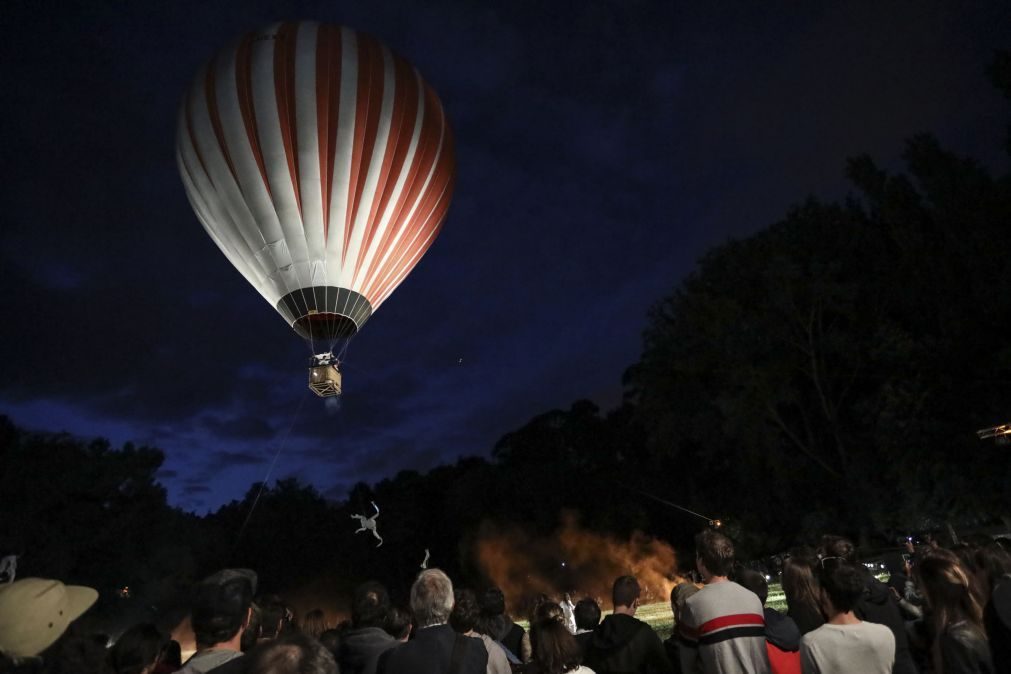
[0,578,98,657]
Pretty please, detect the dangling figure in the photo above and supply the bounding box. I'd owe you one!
[351,501,383,547]
[0,555,18,584]
[421,548,430,569]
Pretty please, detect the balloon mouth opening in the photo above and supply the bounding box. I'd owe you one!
[293,313,359,341]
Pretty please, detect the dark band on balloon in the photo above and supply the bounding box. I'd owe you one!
[277,287,373,340]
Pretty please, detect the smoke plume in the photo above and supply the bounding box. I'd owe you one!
[475,511,683,616]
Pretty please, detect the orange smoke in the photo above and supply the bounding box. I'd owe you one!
[475,511,683,616]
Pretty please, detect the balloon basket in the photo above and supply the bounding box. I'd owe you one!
[309,363,342,397]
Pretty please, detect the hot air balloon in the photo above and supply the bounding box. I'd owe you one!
[176,22,455,396]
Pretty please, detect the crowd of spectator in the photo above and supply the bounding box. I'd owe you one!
[0,529,1008,674]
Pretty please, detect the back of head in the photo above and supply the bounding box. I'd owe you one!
[241,603,262,652]
[531,618,582,674]
[573,598,600,631]
[161,640,182,668]
[109,624,165,674]
[533,601,563,624]
[818,560,865,615]
[246,631,337,674]
[300,609,328,639]
[351,581,391,630]
[782,555,820,610]
[734,569,769,605]
[191,573,255,649]
[411,569,454,629]
[695,530,735,578]
[950,543,979,576]
[478,587,506,618]
[881,552,907,578]
[257,594,287,640]
[385,607,412,641]
[819,535,857,564]
[612,576,640,609]
[450,589,480,634]
[914,553,984,631]
[974,543,1011,595]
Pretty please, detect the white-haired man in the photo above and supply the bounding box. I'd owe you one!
[378,569,487,674]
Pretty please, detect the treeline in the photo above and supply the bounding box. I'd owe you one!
[3,50,1011,624]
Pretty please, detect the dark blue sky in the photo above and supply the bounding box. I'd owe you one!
[2,0,1009,511]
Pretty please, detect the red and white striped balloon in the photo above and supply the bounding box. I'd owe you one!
[176,22,455,344]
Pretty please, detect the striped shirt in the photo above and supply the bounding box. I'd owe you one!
[679,580,770,674]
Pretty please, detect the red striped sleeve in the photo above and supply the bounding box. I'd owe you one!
[698,613,765,635]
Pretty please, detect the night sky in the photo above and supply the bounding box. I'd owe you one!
[2,1,1009,512]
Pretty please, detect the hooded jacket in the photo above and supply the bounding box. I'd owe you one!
[855,573,916,674]
[763,609,801,674]
[584,613,672,674]
[337,626,399,674]
[764,608,800,652]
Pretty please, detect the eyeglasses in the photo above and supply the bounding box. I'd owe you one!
[818,556,845,569]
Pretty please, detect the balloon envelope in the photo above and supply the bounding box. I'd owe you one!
[176,22,455,344]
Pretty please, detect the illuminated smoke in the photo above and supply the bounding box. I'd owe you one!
[475,511,683,616]
[282,575,351,628]
[325,397,342,415]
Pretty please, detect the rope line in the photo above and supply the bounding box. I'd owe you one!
[234,392,308,549]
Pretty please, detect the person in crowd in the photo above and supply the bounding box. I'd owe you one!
[664,582,699,673]
[318,629,341,660]
[560,594,577,635]
[240,602,262,653]
[255,595,287,644]
[385,607,412,643]
[527,617,595,674]
[584,575,671,674]
[735,569,800,674]
[245,631,337,674]
[477,587,525,663]
[450,588,511,674]
[0,576,104,672]
[914,552,993,674]
[883,552,923,620]
[378,569,487,674]
[155,641,182,674]
[781,551,824,636]
[573,597,601,656]
[336,581,399,674]
[177,568,256,674]
[301,609,329,640]
[522,601,565,663]
[109,624,167,674]
[819,536,916,674]
[678,531,769,674]
[800,558,894,674]
[973,543,1011,671]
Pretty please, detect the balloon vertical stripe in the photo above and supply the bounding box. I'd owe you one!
[235,36,272,199]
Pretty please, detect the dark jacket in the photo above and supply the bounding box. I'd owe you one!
[338,626,399,674]
[763,608,800,652]
[986,575,1011,674]
[785,601,823,636]
[575,630,595,658]
[939,622,994,674]
[854,573,917,674]
[500,621,525,662]
[584,613,672,674]
[379,624,487,674]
